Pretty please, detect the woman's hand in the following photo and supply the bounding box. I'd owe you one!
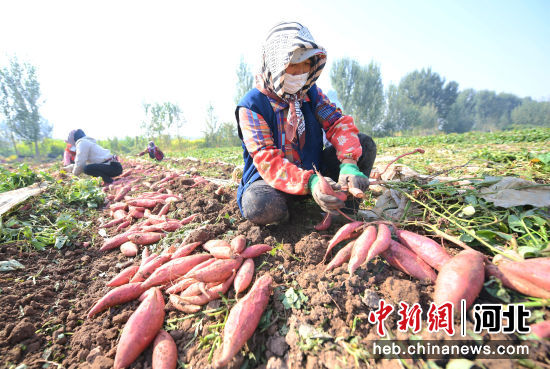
[309,175,345,214]
[338,163,369,192]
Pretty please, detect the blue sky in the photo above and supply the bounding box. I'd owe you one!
[0,0,548,140]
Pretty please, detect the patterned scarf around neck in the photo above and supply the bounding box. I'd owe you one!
[257,21,327,149]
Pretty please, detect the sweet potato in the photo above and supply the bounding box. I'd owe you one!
[87,283,145,318]
[107,265,139,287]
[397,230,451,271]
[141,253,212,289]
[127,232,164,245]
[113,209,128,220]
[152,330,178,369]
[530,320,550,339]
[213,274,273,368]
[230,235,247,254]
[100,232,135,252]
[179,272,236,305]
[172,241,202,259]
[126,198,162,208]
[165,277,197,295]
[180,213,199,225]
[239,244,272,259]
[209,246,235,259]
[234,258,255,294]
[116,220,131,232]
[186,257,243,283]
[102,217,125,229]
[364,224,392,264]
[113,288,165,369]
[120,241,138,257]
[382,241,437,283]
[157,203,171,217]
[169,294,202,313]
[141,221,183,233]
[496,259,550,291]
[314,213,332,231]
[128,208,145,219]
[203,239,231,252]
[485,265,550,299]
[434,250,485,311]
[138,287,155,302]
[131,252,173,282]
[114,185,131,202]
[325,240,355,272]
[109,202,128,211]
[348,225,377,275]
[323,221,364,262]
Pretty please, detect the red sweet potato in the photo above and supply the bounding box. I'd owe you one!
[157,203,171,217]
[120,241,138,257]
[179,272,236,305]
[209,246,235,259]
[213,274,273,368]
[152,330,178,369]
[102,217,125,229]
[87,283,145,318]
[100,232,135,251]
[382,241,437,283]
[180,213,199,225]
[203,239,231,252]
[530,320,550,339]
[116,220,131,232]
[234,258,255,294]
[186,257,243,283]
[138,287,155,302]
[231,235,247,254]
[169,294,202,313]
[348,225,377,275]
[172,241,202,259]
[364,224,392,264]
[127,232,164,245]
[434,250,485,312]
[107,265,139,287]
[113,288,165,369]
[128,208,145,219]
[165,277,197,295]
[131,252,173,282]
[496,259,550,291]
[485,265,550,299]
[325,240,355,272]
[141,253,212,289]
[114,185,131,202]
[397,230,451,271]
[126,198,162,208]
[314,213,332,231]
[113,209,128,220]
[323,221,364,262]
[109,202,128,211]
[239,244,272,259]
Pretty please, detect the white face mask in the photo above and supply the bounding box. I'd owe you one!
[283,72,309,94]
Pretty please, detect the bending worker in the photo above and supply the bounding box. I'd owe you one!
[65,129,122,184]
[236,21,377,225]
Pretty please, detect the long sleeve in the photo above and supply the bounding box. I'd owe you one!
[73,140,90,175]
[238,108,314,194]
[313,86,362,161]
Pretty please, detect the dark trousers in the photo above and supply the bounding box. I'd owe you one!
[84,161,123,184]
[241,133,377,225]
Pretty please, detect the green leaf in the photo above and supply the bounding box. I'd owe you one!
[518,246,541,258]
[464,195,478,205]
[508,215,524,233]
[460,233,474,243]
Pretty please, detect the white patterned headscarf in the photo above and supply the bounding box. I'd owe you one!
[258,22,327,147]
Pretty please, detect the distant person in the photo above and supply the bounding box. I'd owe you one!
[138,141,164,161]
[62,143,76,166]
[64,129,123,184]
[235,22,377,225]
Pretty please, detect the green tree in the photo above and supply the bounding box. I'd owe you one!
[203,103,221,147]
[398,68,458,120]
[375,84,419,136]
[235,56,254,105]
[0,56,51,157]
[511,100,550,127]
[440,89,476,133]
[330,58,384,133]
[141,102,184,146]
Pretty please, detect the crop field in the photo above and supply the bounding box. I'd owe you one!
[0,127,549,369]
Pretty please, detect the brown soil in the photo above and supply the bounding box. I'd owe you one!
[0,158,548,369]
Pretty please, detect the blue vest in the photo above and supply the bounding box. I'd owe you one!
[235,85,323,215]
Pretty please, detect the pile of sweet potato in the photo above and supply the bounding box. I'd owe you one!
[323,221,550,314]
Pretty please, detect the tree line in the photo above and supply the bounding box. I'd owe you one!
[2,55,548,159]
[329,59,550,136]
